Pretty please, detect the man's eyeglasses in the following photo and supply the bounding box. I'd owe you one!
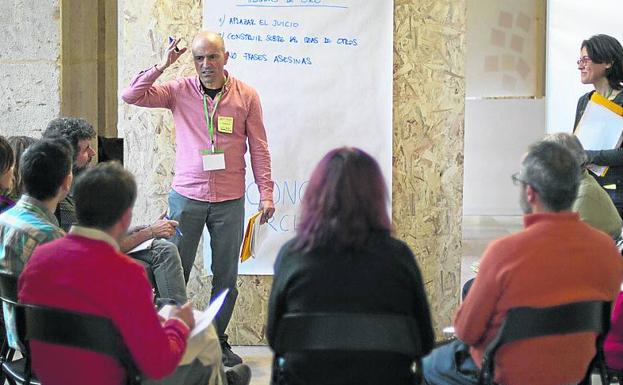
[511,172,528,186]
[577,56,592,66]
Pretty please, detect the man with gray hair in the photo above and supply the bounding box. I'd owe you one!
[423,141,623,385]
[543,132,622,239]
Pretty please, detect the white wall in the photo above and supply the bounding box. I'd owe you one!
[463,98,545,215]
[0,0,61,138]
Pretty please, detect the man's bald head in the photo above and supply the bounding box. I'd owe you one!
[192,31,226,54]
[191,31,229,89]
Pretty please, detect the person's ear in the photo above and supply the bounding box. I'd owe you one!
[525,184,538,204]
[61,172,73,193]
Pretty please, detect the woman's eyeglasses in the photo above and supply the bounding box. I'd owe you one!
[577,56,592,66]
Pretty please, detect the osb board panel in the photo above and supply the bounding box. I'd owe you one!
[120,0,466,344]
[393,0,466,333]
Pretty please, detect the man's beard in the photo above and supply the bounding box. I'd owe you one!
[73,164,88,178]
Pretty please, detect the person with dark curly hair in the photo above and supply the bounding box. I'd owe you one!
[574,34,623,218]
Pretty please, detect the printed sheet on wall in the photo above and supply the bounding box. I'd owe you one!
[201,0,394,274]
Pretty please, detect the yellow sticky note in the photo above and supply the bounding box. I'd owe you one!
[217,116,234,134]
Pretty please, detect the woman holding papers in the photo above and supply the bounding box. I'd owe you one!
[575,34,623,217]
[266,147,434,385]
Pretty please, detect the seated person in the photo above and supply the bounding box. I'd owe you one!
[5,136,37,203]
[0,136,15,212]
[423,141,623,385]
[0,137,72,349]
[267,147,435,385]
[0,137,72,274]
[43,117,186,304]
[604,292,623,370]
[543,132,622,239]
[19,162,250,385]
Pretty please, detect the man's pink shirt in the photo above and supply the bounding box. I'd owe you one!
[122,66,274,203]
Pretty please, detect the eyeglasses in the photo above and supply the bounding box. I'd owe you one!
[511,172,528,186]
[577,56,592,66]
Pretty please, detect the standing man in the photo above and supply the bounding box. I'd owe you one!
[122,31,275,365]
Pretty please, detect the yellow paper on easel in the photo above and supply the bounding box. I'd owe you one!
[240,211,262,262]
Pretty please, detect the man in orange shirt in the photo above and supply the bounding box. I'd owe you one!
[423,141,623,385]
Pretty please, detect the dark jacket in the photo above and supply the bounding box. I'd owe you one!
[267,232,434,385]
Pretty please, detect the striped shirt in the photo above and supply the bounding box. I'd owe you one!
[0,195,65,275]
[0,195,65,349]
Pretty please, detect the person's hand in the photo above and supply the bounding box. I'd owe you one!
[170,302,195,330]
[148,219,179,239]
[156,37,187,72]
[259,200,275,224]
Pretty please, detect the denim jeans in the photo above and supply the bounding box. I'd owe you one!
[130,239,187,305]
[423,339,479,385]
[168,189,244,341]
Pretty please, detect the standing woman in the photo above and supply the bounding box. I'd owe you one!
[267,147,434,385]
[575,34,623,217]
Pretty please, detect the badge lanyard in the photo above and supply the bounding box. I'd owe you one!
[201,78,228,153]
[202,93,223,153]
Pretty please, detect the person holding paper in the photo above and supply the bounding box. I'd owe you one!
[267,147,434,385]
[19,163,251,385]
[575,34,623,217]
[122,31,275,366]
[44,118,188,305]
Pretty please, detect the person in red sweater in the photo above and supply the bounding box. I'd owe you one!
[423,141,623,385]
[18,162,195,385]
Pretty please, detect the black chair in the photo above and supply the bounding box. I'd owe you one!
[0,270,141,385]
[0,270,39,385]
[23,303,142,385]
[272,312,425,385]
[478,300,611,385]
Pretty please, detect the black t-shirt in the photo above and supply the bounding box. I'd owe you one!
[203,86,222,99]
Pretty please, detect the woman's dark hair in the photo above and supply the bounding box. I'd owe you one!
[294,147,391,253]
[0,136,14,178]
[7,136,37,198]
[582,34,623,90]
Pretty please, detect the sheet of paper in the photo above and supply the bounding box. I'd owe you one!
[158,289,229,339]
[127,238,154,255]
[190,289,229,338]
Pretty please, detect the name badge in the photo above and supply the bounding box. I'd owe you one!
[217,116,234,134]
[202,153,225,171]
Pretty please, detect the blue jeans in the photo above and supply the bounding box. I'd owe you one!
[168,189,244,341]
[423,340,479,385]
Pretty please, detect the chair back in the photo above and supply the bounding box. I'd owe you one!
[273,312,424,384]
[0,270,18,305]
[24,304,142,385]
[478,300,610,385]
